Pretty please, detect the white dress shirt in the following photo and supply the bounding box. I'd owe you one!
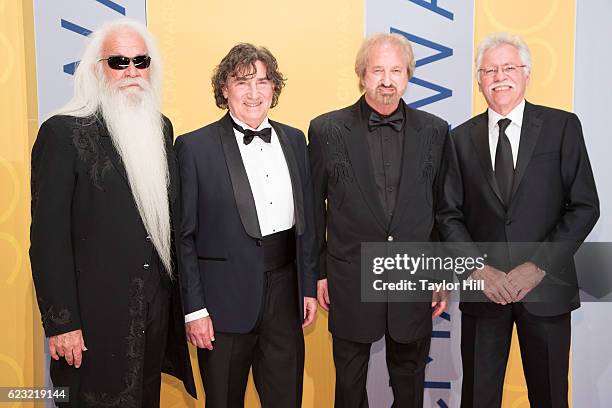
[185,113,295,323]
[488,99,525,169]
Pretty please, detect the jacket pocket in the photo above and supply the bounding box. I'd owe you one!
[197,256,227,262]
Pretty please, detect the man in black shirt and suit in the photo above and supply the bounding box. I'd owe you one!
[436,32,599,407]
[308,33,449,407]
[176,43,318,408]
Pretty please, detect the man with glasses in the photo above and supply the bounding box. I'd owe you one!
[436,32,599,407]
[175,43,318,407]
[30,19,196,407]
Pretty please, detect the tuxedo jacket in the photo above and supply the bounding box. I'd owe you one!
[436,101,599,317]
[29,115,196,404]
[308,99,449,343]
[175,113,318,334]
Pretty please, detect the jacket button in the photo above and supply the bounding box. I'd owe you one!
[256,239,262,247]
[145,235,151,242]
[143,263,150,270]
[505,219,512,226]
[387,236,394,242]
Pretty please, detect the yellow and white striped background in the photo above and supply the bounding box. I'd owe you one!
[0,1,580,406]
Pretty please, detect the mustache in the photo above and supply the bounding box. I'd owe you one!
[489,81,515,91]
[377,84,397,90]
[114,77,150,90]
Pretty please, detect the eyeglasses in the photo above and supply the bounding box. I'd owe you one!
[98,55,151,70]
[478,64,526,77]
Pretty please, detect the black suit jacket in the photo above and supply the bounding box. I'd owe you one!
[175,113,318,334]
[30,114,196,403]
[436,101,599,317]
[308,99,449,343]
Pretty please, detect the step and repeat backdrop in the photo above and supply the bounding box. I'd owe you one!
[1,0,611,406]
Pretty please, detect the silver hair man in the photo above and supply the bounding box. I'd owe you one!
[58,19,172,275]
[474,32,532,83]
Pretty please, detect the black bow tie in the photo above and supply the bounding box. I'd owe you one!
[368,109,404,132]
[231,120,272,145]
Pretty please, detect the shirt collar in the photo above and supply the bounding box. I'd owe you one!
[488,99,525,130]
[229,111,271,132]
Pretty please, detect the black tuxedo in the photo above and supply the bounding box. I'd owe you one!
[175,112,317,407]
[30,115,196,407]
[308,98,449,407]
[436,101,599,407]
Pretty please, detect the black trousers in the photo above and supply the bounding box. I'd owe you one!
[197,262,304,408]
[332,333,431,408]
[460,303,571,408]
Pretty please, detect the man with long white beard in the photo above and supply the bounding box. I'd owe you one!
[29,19,196,407]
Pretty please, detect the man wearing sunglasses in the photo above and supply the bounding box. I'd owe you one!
[30,19,196,407]
[175,43,318,407]
[436,32,599,407]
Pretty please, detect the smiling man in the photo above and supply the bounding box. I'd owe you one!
[308,33,449,407]
[436,33,599,407]
[29,19,196,407]
[175,43,318,408]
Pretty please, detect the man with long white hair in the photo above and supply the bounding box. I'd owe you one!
[29,19,196,407]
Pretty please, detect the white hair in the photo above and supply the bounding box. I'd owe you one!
[474,32,531,83]
[55,18,163,117]
[55,19,173,277]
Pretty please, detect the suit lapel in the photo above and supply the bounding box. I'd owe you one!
[343,103,388,231]
[389,104,425,231]
[511,101,543,200]
[469,112,504,206]
[270,120,305,235]
[219,113,263,239]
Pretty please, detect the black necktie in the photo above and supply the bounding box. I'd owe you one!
[495,118,514,206]
[231,120,272,145]
[368,109,404,132]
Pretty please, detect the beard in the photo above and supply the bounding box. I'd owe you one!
[99,77,173,276]
[378,85,397,105]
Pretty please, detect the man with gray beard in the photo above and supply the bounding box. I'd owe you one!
[29,19,196,407]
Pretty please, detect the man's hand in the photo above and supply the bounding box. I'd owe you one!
[431,289,448,318]
[317,279,330,311]
[471,265,518,305]
[303,297,318,328]
[507,262,545,302]
[186,316,215,350]
[49,329,87,368]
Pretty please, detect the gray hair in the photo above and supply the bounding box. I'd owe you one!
[474,32,531,83]
[55,18,163,118]
[355,32,416,92]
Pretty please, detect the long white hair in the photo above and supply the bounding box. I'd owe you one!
[56,19,174,277]
[55,18,163,117]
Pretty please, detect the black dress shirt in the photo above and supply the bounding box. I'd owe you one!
[359,96,406,222]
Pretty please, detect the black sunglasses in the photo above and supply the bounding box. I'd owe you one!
[99,55,151,70]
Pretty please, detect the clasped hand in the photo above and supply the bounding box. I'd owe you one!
[471,262,545,305]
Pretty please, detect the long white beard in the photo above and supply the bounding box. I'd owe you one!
[100,78,173,276]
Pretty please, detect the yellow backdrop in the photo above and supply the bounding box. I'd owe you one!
[0,1,42,408]
[147,0,363,406]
